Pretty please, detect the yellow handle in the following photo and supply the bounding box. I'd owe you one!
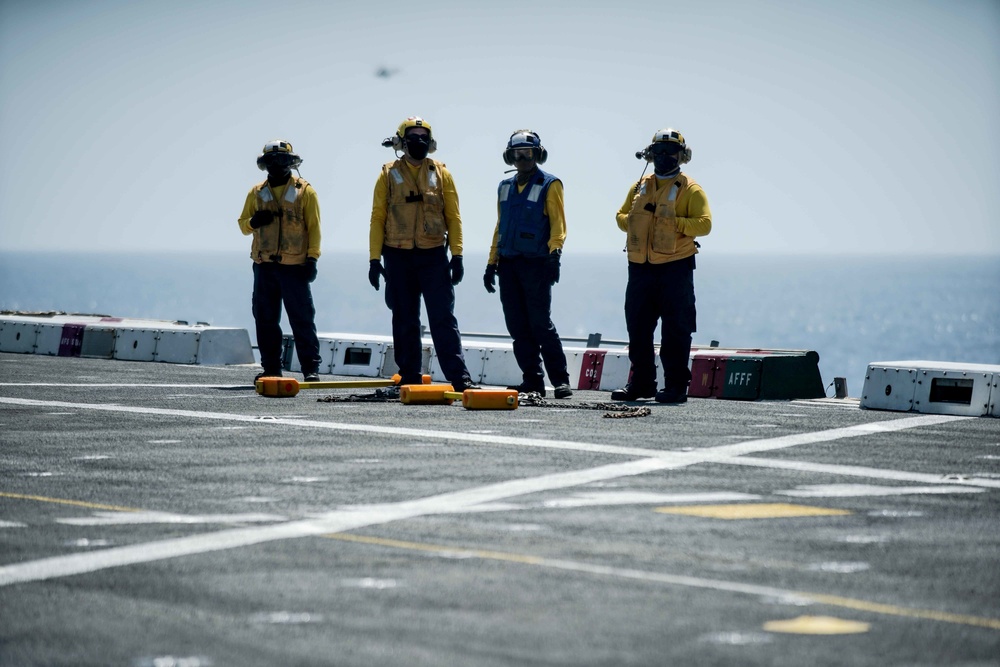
[299,379,395,390]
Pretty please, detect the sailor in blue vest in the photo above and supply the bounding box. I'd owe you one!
[484,130,572,398]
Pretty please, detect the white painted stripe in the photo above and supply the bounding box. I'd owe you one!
[776,484,984,498]
[0,398,978,586]
[727,456,1000,489]
[56,512,288,526]
[697,415,970,461]
[0,398,970,464]
[0,459,668,586]
[541,491,760,508]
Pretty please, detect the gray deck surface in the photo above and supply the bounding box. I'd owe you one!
[1,352,998,666]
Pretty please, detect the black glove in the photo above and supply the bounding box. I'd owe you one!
[544,250,561,286]
[369,259,386,290]
[304,257,318,283]
[449,255,464,286]
[249,210,275,229]
[483,264,497,294]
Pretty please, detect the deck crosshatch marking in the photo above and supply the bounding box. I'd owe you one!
[2,348,999,665]
[0,396,981,589]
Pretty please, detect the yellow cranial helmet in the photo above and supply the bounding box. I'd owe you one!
[397,116,433,140]
[257,139,302,171]
[641,128,692,165]
[383,117,437,155]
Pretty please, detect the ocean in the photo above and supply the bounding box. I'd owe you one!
[1,251,998,398]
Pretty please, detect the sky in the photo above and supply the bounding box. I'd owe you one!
[1,0,998,258]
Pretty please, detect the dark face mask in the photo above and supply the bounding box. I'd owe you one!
[262,153,294,185]
[266,165,292,185]
[405,135,431,160]
[653,154,680,175]
[651,145,682,175]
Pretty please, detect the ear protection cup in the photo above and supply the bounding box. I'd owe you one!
[537,147,547,164]
[680,147,692,165]
[503,150,514,166]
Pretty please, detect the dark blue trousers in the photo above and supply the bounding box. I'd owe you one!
[624,255,696,392]
[498,256,570,386]
[252,262,321,375]
[382,245,471,386]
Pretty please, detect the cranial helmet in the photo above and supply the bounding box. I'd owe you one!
[503,129,547,165]
[382,116,437,154]
[257,140,302,171]
[637,128,692,164]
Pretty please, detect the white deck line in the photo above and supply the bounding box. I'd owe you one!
[722,456,1000,488]
[0,397,975,586]
[0,397,969,461]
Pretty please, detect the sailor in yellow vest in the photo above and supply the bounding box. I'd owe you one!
[237,140,322,382]
[612,128,712,403]
[368,117,477,391]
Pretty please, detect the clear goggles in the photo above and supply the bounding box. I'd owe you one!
[509,147,536,160]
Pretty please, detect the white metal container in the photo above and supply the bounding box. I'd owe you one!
[862,361,1000,417]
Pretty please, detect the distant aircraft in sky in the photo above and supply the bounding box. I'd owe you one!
[375,66,400,79]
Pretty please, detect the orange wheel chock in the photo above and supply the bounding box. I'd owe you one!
[399,384,518,410]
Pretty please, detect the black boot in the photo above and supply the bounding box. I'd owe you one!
[508,381,545,397]
[610,382,656,401]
